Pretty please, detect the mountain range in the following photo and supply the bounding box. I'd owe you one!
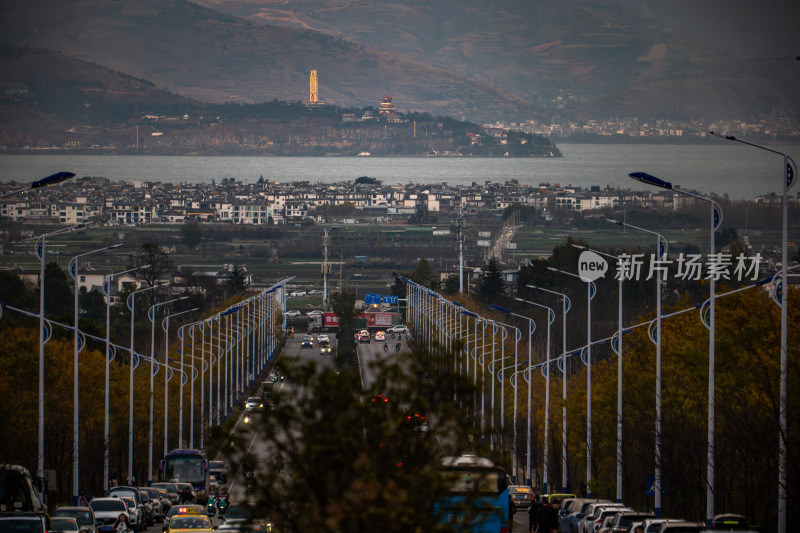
[1,0,799,124]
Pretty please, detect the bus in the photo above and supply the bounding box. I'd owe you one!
[438,454,511,533]
[158,449,209,504]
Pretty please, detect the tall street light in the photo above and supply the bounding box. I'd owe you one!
[548,266,596,497]
[605,221,668,512]
[528,284,571,493]
[127,282,167,485]
[34,222,86,491]
[573,242,635,505]
[489,305,536,486]
[630,171,722,521]
[103,264,148,492]
[163,307,199,454]
[517,297,555,493]
[69,242,122,504]
[148,295,188,485]
[0,171,75,199]
[710,132,796,533]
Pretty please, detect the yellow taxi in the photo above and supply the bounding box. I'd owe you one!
[165,512,213,533]
[162,506,206,533]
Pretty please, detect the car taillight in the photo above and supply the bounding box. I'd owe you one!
[499,528,509,533]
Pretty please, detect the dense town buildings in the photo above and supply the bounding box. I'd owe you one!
[2,176,797,228]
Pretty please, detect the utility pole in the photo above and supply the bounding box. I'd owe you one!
[322,228,330,309]
[458,194,464,293]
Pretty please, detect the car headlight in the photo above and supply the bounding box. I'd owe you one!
[244,416,251,424]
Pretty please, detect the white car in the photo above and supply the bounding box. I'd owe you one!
[309,290,323,295]
[289,290,307,297]
[89,498,130,531]
[285,310,302,317]
[388,325,408,334]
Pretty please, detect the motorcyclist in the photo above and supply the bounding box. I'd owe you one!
[383,342,388,352]
[396,342,401,352]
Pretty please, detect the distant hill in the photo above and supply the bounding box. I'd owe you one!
[0,0,547,123]
[0,45,559,156]
[196,0,800,122]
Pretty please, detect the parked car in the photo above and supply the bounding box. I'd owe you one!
[289,290,307,297]
[641,519,685,533]
[308,290,323,295]
[578,503,626,533]
[89,497,130,532]
[593,508,634,533]
[608,511,656,533]
[53,507,97,533]
[560,499,599,533]
[50,516,81,533]
[657,524,705,533]
[285,310,301,318]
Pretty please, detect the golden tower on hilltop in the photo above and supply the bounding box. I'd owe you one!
[309,70,319,104]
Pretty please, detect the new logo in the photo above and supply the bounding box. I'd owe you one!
[578,250,608,282]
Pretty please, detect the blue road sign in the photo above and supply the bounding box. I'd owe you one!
[365,293,381,305]
[646,475,666,496]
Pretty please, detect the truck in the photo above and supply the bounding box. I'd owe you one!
[309,312,339,333]
[309,311,400,333]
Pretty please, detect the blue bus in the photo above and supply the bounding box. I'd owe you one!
[438,454,511,533]
[158,449,209,504]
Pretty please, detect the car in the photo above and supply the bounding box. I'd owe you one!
[593,508,634,533]
[0,512,53,533]
[300,335,313,348]
[578,503,625,533]
[208,461,227,485]
[51,516,81,533]
[309,290,323,295]
[136,489,156,526]
[656,524,705,533]
[388,325,408,334]
[559,499,595,533]
[151,483,180,505]
[53,507,98,533]
[107,487,147,531]
[357,330,371,343]
[289,290,306,297]
[641,519,685,533]
[155,489,172,515]
[245,397,263,412]
[89,497,131,532]
[318,334,329,343]
[319,337,331,354]
[608,512,656,533]
[142,487,166,522]
[119,498,141,532]
[162,505,206,533]
[508,485,533,511]
[402,411,429,434]
[374,330,386,341]
[285,310,301,318]
[165,514,213,533]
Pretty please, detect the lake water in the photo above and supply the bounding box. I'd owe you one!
[2,143,799,200]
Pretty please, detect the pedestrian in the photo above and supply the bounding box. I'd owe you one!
[528,494,541,532]
[77,490,89,507]
[113,514,128,533]
[535,499,557,533]
[110,477,119,488]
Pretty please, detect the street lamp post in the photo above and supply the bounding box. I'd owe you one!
[489,305,536,486]
[710,133,796,533]
[127,282,167,485]
[103,265,148,492]
[547,266,596,497]
[605,221,667,512]
[573,243,635,504]
[147,296,188,485]
[163,307,199,455]
[517,298,555,492]
[528,284,571,493]
[34,223,85,491]
[69,242,122,504]
[630,171,722,521]
[0,171,75,199]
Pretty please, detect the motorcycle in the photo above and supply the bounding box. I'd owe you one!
[206,496,216,517]
[216,496,228,515]
[383,343,388,352]
[396,342,401,352]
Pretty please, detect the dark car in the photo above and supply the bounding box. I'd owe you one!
[208,461,227,485]
[142,487,166,522]
[151,483,180,505]
[300,336,313,348]
[136,489,155,527]
[508,485,534,511]
[52,506,97,533]
[0,512,53,533]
